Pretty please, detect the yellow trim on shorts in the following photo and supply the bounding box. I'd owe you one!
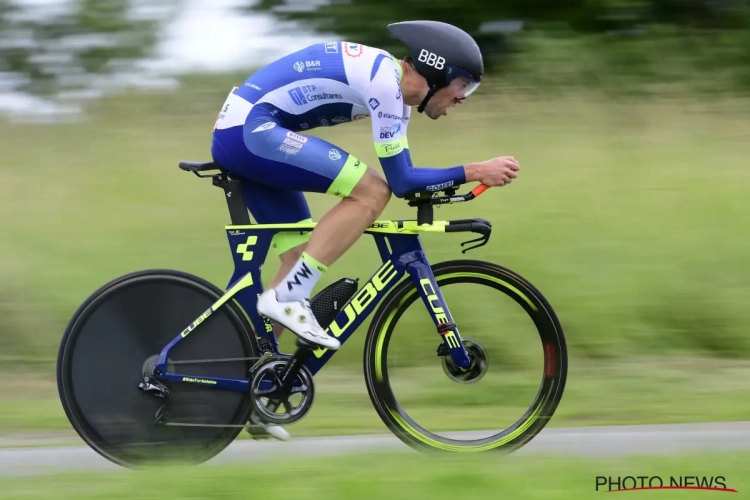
[326,154,367,198]
[271,218,313,255]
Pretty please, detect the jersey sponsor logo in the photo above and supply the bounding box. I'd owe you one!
[343,42,363,57]
[383,142,402,155]
[353,114,369,121]
[288,85,343,106]
[280,132,306,155]
[332,116,349,124]
[293,60,322,73]
[418,49,445,70]
[427,181,454,192]
[395,68,402,101]
[377,111,401,121]
[300,123,309,129]
[283,137,305,149]
[329,149,342,161]
[368,98,380,110]
[379,123,400,139]
[325,41,338,53]
[280,143,302,156]
[286,131,308,143]
[251,122,276,133]
[318,117,330,126]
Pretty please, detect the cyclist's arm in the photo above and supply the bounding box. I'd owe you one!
[366,59,466,198]
[399,106,416,168]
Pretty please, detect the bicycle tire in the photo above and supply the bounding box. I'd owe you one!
[363,259,567,453]
[56,269,258,469]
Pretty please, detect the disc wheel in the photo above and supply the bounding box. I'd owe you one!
[363,259,567,453]
[56,269,259,468]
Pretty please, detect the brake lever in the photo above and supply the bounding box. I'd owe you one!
[460,235,488,253]
[459,219,492,254]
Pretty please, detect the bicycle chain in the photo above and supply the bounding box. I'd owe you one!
[168,356,261,365]
[151,349,296,429]
[162,422,256,428]
[167,345,285,366]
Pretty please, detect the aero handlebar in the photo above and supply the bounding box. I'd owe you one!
[404,183,492,227]
[405,183,491,207]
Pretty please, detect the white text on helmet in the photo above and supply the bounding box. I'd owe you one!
[418,49,445,70]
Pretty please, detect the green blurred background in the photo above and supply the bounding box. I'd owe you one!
[1,0,750,444]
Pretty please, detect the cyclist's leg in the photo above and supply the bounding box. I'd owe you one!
[238,114,391,349]
[242,123,391,277]
[213,112,317,288]
[239,180,311,340]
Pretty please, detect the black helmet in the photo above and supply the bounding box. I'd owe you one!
[387,20,483,113]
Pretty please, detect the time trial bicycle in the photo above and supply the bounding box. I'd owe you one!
[56,159,568,468]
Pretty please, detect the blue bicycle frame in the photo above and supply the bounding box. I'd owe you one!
[154,165,492,395]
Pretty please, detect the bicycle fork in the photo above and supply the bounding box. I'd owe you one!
[405,259,471,369]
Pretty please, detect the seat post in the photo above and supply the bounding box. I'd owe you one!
[212,174,251,225]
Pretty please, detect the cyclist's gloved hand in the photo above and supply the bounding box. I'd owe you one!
[465,156,520,187]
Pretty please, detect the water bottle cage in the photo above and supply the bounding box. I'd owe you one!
[309,277,360,328]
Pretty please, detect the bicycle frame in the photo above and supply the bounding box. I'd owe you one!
[154,165,492,394]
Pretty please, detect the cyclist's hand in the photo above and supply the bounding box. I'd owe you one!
[466,156,520,187]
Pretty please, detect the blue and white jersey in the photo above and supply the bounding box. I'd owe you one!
[212,41,466,198]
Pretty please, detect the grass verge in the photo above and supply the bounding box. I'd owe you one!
[0,450,747,499]
[1,356,749,442]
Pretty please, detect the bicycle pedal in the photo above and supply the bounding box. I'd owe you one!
[309,277,359,328]
[295,338,317,351]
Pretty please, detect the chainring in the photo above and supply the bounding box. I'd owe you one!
[249,358,315,425]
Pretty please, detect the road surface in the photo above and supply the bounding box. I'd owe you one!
[1,422,749,476]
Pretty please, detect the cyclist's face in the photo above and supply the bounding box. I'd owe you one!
[423,77,473,120]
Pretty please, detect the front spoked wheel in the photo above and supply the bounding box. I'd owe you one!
[363,259,567,453]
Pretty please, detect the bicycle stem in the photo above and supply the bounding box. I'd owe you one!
[406,183,491,225]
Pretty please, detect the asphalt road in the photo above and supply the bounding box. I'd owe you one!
[1,422,749,476]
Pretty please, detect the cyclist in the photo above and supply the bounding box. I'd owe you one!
[210,20,520,439]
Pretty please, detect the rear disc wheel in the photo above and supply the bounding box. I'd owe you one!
[56,269,258,468]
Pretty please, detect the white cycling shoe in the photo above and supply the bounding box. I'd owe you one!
[257,289,341,350]
[245,413,290,442]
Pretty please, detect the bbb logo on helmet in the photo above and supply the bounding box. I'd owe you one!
[418,49,445,70]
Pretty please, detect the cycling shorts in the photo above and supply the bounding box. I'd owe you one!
[211,98,368,254]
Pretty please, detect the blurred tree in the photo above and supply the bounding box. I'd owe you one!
[241,0,750,87]
[242,0,589,53]
[241,0,750,47]
[0,0,179,98]
[236,0,660,74]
